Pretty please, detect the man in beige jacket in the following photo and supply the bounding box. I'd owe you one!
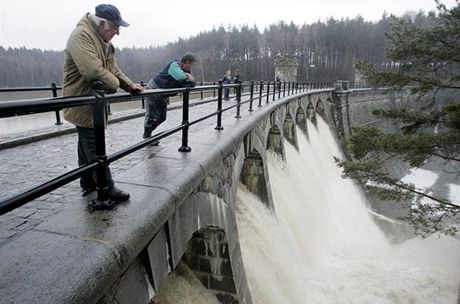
[63,4,143,202]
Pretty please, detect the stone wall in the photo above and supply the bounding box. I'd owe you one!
[274,56,299,82]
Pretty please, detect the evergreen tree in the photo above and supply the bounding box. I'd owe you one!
[336,1,460,236]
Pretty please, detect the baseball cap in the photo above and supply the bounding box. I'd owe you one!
[95,4,129,27]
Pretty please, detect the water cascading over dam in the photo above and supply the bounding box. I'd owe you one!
[153,116,460,304]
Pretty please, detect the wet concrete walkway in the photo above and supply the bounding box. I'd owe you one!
[0,95,252,246]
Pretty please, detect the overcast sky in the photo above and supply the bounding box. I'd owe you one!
[0,0,456,50]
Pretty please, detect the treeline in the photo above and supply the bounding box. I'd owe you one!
[0,12,431,87]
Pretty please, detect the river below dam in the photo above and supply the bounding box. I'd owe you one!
[152,116,460,304]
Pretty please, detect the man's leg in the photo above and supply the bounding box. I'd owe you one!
[144,95,167,138]
[144,96,155,138]
[76,126,115,193]
[154,96,168,128]
[143,79,157,138]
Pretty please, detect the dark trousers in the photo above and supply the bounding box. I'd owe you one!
[224,88,230,100]
[76,126,114,189]
[144,79,168,130]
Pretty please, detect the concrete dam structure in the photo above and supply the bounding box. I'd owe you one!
[1,84,459,304]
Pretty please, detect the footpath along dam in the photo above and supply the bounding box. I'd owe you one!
[0,79,459,303]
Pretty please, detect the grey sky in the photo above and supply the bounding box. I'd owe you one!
[0,0,456,50]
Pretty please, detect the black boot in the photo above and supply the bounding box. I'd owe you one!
[143,126,152,139]
[106,186,130,202]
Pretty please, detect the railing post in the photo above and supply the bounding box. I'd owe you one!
[179,87,192,152]
[213,81,216,98]
[272,80,276,101]
[51,83,62,125]
[235,81,242,118]
[278,81,282,99]
[89,81,112,209]
[258,81,263,107]
[215,80,224,130]
[292,81,295,95]
[140,81,145,109]
[107,98,112,115]
[249,80,254,112]
[266,81,270,103]
[200,81,204,99]
[283,81,286,97]
[287,82,290,96]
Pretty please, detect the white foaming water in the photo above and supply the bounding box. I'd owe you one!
[152,262,220,304]
[236,116,460,304]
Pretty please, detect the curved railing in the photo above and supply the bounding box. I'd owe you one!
[0,80,335,214]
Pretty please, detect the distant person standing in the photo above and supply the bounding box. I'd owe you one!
[222,70,231,100]
[276,75,282,91]
[233,70,240,83]
[143,53,197,139]
[63,4,144,201]
[233,69,241,93]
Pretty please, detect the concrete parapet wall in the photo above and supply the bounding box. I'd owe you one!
[332,88,408,138]
[0,88,342,304]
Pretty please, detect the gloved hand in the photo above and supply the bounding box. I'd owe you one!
[184,73,196,87]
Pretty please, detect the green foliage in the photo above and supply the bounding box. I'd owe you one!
[356,1,460,97]
[342,1,460,236]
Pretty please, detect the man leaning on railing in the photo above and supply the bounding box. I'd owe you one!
[143,53,197,139]
[62,4,144,202]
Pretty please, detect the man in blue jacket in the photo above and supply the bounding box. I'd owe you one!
[143,53,197,138]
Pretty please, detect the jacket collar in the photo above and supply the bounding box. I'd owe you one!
[78,13,111,52]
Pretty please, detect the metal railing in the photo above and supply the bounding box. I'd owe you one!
[0,83,63,124]
[0,80,334,214]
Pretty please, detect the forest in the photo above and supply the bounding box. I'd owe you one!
[0,11,431,87]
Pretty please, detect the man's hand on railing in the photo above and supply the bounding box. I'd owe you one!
[129,83,144,94]
[184,73,196,88]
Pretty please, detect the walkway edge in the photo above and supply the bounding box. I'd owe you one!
[0,96,219,151]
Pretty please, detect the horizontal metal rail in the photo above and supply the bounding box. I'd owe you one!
[0,80,337,215]
[0,86,62,93]
[0,162,98,214]
[108,125,185,163]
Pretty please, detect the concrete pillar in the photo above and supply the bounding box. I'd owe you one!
[98,257,153,304]
[267,126,284,157]
[295,107,308,137]
[240,151,270,206]
[332,80,345,138]
[283,113,299,149]
[183,227,239,303]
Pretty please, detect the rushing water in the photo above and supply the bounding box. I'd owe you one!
[152,262,220,304]
[235,117,460,304]
[155,116,460,303]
